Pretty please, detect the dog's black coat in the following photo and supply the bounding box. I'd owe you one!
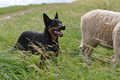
[13,13,66,63]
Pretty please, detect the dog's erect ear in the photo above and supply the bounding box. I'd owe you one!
[43,13,51,27]
[54,12,58,19]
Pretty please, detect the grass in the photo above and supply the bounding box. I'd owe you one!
[0,0,120,80]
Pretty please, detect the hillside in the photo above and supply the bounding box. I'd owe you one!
[0,0,120,80]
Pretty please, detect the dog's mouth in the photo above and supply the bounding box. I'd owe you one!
[54,30,64,37]
[53,25,66,37]
[48,25,66,40]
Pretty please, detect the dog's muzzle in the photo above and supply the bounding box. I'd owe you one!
[60,25,66,30]
[54,25,66,37]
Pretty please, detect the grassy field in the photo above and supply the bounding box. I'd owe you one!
[0,0,120,80]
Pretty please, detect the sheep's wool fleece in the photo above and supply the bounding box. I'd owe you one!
[81,9,120,52]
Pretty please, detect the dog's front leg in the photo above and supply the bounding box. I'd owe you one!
[39,55,46,69]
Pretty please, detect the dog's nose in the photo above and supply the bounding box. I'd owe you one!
[62,25,66,30]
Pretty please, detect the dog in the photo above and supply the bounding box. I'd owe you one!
[12,12,66,66]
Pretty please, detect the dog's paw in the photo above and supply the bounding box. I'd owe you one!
[38,61,44,69]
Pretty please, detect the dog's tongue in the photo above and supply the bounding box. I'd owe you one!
[55,31,64,35]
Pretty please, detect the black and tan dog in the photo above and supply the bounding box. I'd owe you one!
[12,13,66,65]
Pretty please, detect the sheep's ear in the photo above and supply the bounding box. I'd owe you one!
[54,12,58,19]
[43,13,51,27]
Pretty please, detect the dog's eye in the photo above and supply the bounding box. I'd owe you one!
[54,21,59,25]
[56,21,62,24]
[55,21,58,24]
[54,21,62,26]
[59,21,62,24]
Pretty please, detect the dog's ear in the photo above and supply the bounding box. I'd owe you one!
[43,13,51,27]
[54,12,58,19]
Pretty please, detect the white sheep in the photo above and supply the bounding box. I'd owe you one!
[79,9,120,67]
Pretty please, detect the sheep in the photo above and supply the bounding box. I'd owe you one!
[79,9,120,67]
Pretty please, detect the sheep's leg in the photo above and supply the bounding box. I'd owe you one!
[112,22,120,67]
[79,43,86,56]
[84,48,93,65]
[111,54,119,68]
[85,48,93,59]
[79,43,93,65]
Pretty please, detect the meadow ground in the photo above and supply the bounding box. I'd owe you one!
[0,0,120,80]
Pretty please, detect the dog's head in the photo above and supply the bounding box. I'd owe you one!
[43,13,66,40]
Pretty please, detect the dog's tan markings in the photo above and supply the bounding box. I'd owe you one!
[54,50,59,57]
[48,26,60,40]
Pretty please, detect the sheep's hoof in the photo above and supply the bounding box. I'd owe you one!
[110,59,119,68]
[110,62,117,68]
[113,64,117,68]
[110,55,120,68]
[111,61,120,68]
[83,58,91,65]
[82,56,91,65]
[85,60,91,65]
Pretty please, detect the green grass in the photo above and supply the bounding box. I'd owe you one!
[0,0,120,80]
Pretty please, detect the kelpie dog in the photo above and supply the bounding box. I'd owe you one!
[12,13,66,65]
